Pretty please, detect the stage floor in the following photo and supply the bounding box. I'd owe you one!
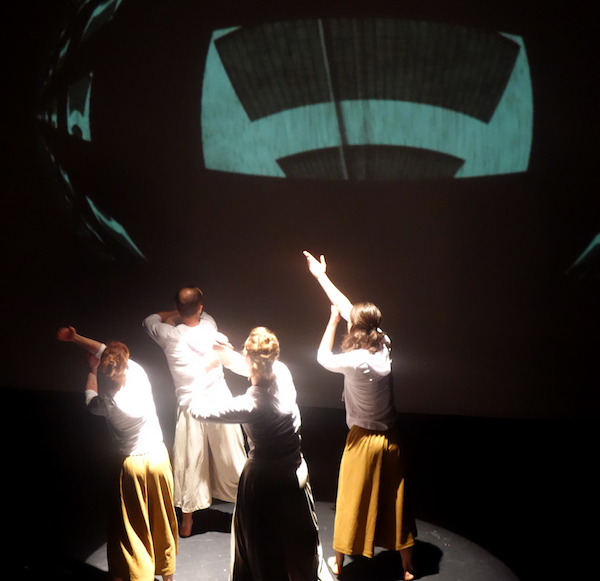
[5,389,591,580]
[85,501,519,581]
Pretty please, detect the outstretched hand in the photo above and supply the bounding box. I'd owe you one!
[303,250,327,278]
[57,326,77,342]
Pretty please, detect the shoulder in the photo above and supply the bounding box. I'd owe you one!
[273,360,291,376]
[200,312,218,329]
[126,359,151,384]
[365,346,392,374]
[273,361,295,389]
[339,349,370,367]
[320,348,363,364]
[143,314,176,341]
[318,347,376,374]
[143,313,162,328]
[272,361,297,405]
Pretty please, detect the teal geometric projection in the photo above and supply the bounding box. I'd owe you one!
[568,233,600,278]
[80,0,125,44]
[86,196,146,260]
[67,73,93,141]
[202,19,533,180]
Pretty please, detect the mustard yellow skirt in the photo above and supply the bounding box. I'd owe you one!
[333,425,416,558]
[107,444,178,581]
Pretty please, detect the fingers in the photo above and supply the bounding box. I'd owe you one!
[303,250,326,269]
[57,326,75,341]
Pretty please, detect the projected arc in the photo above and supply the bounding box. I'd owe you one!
[202,19,533,181]
[215,19,520,123]
[277,145,464,180]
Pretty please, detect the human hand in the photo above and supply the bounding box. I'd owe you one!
[205,351,222,372]
[86,352,100,370]
[165,314,182,326]
[303,250,327,278]
[57,326,77,342]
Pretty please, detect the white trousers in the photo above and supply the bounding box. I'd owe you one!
[173,407,247,513]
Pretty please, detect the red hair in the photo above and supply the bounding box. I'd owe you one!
[99,341,130,385]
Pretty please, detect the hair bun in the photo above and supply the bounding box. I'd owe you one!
[244,327,280,382]
[99,341,130,381]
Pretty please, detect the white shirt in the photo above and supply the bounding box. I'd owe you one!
[143,312,232,407]
[317,345,397,431]
[86,347,164,456]
[188,360,302,465]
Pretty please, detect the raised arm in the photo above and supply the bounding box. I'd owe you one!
[84,353,100,395]
[319,305,341,352]
[142,311,180,346]
[58,328,110,412]
[303,251,353,319]
[155,310,181,325]
[57,326,104,356]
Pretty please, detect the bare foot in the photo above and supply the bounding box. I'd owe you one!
[180,512,193,537]
[400,547,414,580]
[327,556,340,576]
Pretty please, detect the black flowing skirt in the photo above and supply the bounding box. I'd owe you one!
[232,457,321,581]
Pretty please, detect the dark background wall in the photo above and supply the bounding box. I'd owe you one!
[3,0,599,419]
[2,3,597,580]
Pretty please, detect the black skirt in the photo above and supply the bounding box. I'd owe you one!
[232,457,321,581]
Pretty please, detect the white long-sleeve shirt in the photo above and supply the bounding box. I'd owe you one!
[143,312,233,407]
[188,360,302,466]
[86,347,164,456]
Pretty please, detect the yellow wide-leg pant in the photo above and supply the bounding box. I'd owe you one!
[108,443,178,581]
[333,425,416,558]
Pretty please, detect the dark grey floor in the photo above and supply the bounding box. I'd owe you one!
[4,388,593,580]
[84,502,519,581]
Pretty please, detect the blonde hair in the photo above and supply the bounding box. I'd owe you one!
[99,341,130,386]
[243,327,280,383]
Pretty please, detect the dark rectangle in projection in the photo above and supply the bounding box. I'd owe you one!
[276,145,465,180]
[215,19,520,123]
[215,21,330,123]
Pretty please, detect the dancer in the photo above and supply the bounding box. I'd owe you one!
[188,326,333,581]
[57,326,177,581]
[304,251,416,581]
[143,286,247,537]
